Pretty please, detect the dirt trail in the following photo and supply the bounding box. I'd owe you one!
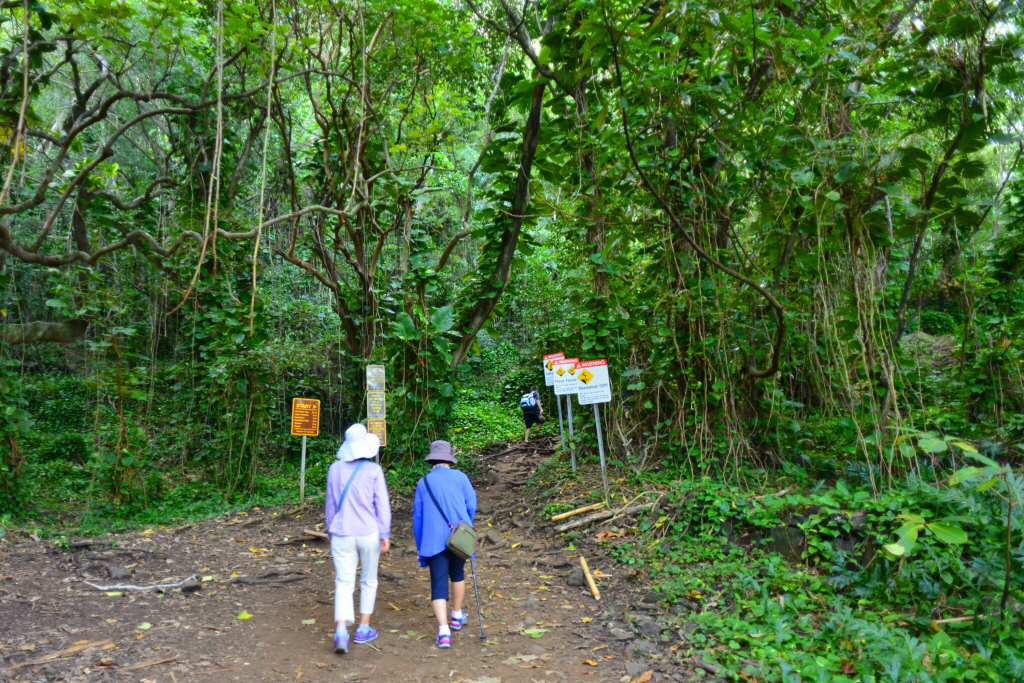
[1,438,693,683]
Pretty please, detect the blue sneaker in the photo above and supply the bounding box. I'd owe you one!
[436,633,451,649]
[450,611,465,631]
[354,626,378,644]
[334,628,349,654]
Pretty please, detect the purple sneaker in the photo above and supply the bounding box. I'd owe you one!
[354,626,378,644]
[436,633,451,649]
[334,629,349,654]
[450,612,465,631]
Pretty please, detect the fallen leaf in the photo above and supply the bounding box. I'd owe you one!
[301,619,315,625]
[231,538,249,543]
[105,619,118,624]
[201,576,214,582]
[316,663,331,668]
[101,643,116,651]
[17,644,37,652]
[523,628,550,639]
[595,531,626,541]
[237,610,253,620]
[138,623,152,630]
[591,645,607,652]
[581,617,592,623]
[841,662,857,675]
[633,672,653,683]
[105,592,122,597]
[72,640,89,646]
[583,660,598,666]
[249,547,269,553]
[97,657,117,667]
[140,529,155,535]
[512,542,521,548]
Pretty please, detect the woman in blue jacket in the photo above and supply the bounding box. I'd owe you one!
[412,440,476,649]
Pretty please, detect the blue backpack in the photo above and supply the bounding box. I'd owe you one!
[519,392,537,408]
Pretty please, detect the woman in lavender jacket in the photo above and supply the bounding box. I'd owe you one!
[325,423,392,655]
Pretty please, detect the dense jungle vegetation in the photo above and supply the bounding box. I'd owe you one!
[1,0,1024,678]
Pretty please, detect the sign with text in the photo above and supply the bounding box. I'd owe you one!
[553,357,580,396]
[290,398,321,436]
[575,359,612,405]
[367,391,386,419]
[366,365,386,449]
[542,352,564,387]
[366,365,385,391]
[368,418,387,447]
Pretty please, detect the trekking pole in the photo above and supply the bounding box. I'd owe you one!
[469,556,486,644]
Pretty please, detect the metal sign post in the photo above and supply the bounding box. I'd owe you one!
[556,395,568,470]
[575,359,612,504]
[543,352,566,457]
[593,403,609,504]
[552,357,580,473]
[290,398,321,504]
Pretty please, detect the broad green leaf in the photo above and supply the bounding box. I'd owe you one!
[977,478,999,492]
[301,619,316,625]
[522,628,549,638]
[430,306,454,333]
[883,543,906,556]
[949,467,982,485]
[392,313,419,341]
[927,523,968,545]
[237,610,253,620]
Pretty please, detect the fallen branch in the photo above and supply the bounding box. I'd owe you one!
[579,556,601,601]
[302,529,329,539]
[553,504,653,533]
[121,656,177,671]
[479,446,555,461]
[230,570,309,586]
[694,658,722,675]
[13,640,112,668]
[82,574,197,592]
[932,615,981,625]
[273,535,320,545]
[550,503,605,522]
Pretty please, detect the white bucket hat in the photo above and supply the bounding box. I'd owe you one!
[336,423,380,462]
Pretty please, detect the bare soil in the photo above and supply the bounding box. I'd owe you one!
[1,437,699,683]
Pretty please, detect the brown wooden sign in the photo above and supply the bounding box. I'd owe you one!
[290,398,321,436]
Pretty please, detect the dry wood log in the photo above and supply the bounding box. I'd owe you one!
[693,658,722,675]
[273,535,320,545]
[479,446,555,461]
[120,656,177,670]
[302,529,329,539]
[13,640,112,668]
[549,502,605,522]
[579,556,601,601]
[553,503,653,533]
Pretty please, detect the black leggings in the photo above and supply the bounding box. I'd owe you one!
[424,550,466,601]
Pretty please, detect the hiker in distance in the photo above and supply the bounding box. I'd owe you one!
[326,423,392,654]
[520,385,544,443]
[413,441,477,649]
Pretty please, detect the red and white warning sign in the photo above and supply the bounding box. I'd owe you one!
[575,359,611,405]
[553,357,580,396]
[542,352,564,387]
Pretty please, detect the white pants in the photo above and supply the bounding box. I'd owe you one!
[330,533,380,624]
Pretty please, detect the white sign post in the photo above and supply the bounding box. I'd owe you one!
[576,359,612,503]
[542,352,566,447]
[553,357,579,473]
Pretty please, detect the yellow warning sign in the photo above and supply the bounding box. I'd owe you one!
[556,366,565,376]
[547,360,556,370]
[568,365,577,374]
[578,369,594,385]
